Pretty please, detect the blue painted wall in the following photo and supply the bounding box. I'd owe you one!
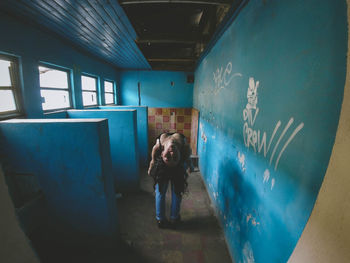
[99,106,148,167]
[0,119,117,241]
[120,71,193,107]
[193,0,347,262]
[0,11,119,118]
[67,110,139,192]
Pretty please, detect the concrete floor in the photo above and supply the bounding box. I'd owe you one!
[116,170,232,263]
[30,170,232,263]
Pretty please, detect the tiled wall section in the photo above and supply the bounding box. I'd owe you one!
[148,108,197,154]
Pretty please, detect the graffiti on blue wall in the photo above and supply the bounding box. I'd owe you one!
[194,0,347,262]
[242,77,304,171]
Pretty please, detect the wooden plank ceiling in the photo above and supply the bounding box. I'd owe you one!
[0,0,240,71]
[0,0,150,69]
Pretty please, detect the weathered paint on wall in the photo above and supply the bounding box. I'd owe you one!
[193,0,347,262]
[67,110,139,192]
[0,11,119,117]
[0,119,117,241]
[99,106,148,167]
[288,1,350,261]
[120,70,193,107]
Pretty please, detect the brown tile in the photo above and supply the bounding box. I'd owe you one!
[177,116,185,123]
[177,108,184,115]
[156,108,163,115]
[177,123,184,129]
[163,108,170,116]
[184,116,192,123]
[148,108,156,115]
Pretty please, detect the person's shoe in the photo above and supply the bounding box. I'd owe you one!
[156,219,169,229]
[169,216,181,229]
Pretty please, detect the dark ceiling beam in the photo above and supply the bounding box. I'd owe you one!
[148,58,195,62]
[119,0,232,6]
[136,38,197,44]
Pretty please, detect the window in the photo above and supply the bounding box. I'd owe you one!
[0,55,22,117]
[39,65,71,111]
[104,80,115,104]
[82,75,98,106]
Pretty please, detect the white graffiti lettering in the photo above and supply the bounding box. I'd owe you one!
[213,62,242,95]
[242,77,304,171]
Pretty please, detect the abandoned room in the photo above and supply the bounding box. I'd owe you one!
[0,0,349,262]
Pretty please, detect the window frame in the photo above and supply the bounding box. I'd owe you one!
[104,79,116,105]
[38,62,73,112]
[0,53,23,120]
[81,73,99,108]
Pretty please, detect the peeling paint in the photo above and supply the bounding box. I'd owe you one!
[237,151,246,172]
[201,132,207,143]
[246,214,252,223]
[242,242,255,263]
[263,169,270,183]
[251,218,260,226]
[271,178,275,190]
[246,214,260,227]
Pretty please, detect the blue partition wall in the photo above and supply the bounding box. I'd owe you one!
[0,119,117,240]
[99,106,148,167]
[67,110,139,192]
[194,0,347,262]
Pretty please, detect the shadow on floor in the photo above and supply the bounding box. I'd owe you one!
[31,236,149,263]
[27,170,231,263]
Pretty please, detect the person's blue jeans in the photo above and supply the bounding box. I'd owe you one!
[155,180,182,221]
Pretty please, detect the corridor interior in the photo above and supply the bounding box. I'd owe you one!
[1,1,350,263]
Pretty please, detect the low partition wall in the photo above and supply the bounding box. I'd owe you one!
[67,110,139,192]
[98,106,148,167]
[44,110,68,119]
[0,119,117,242]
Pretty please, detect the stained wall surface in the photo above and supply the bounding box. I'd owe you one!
[0,119,117,240]
[193,0,347,262]
[67,110,139,192]
[120,70,193,107]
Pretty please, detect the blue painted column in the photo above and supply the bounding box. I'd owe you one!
[21,57,42,118]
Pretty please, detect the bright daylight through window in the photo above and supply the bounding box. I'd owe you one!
[39,65,71,111]
[104,80,115,104]
[0,56,21,116]
[82,75,98,106]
